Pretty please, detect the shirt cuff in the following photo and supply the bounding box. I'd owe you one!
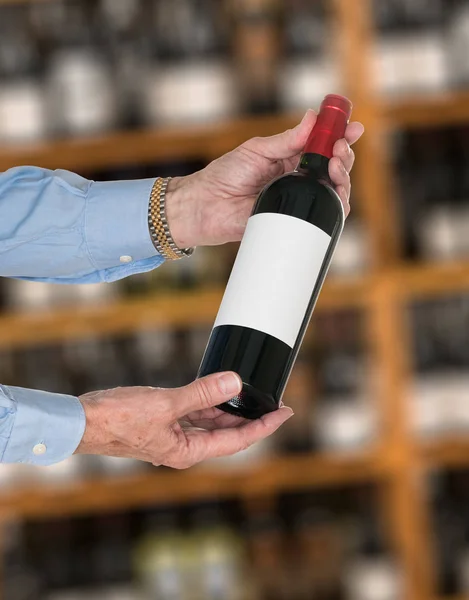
[85,177,161,273]
[0,386,85,466]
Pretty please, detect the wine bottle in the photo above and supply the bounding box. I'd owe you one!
[197,94,351,419]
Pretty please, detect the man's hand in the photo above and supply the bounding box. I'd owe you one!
[166,110,364,250]
[76,372,293,469]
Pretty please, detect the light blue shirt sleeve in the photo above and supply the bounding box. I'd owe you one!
[0,166,166,465]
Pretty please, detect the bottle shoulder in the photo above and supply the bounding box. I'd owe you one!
[263,170,341,201]
[254,171,344,237]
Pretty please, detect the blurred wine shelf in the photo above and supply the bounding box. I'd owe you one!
[2,1,469,598]
[4,435,469,519]
[423,439,469,470]
[0,279,368,350]
[392,260,469,300]
[0,452,383,519]
[3,259,469,350]
[1,91,469,175]
[385,90,469,130]
[0,113,301,173]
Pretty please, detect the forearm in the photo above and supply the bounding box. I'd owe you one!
[0,166,165,283]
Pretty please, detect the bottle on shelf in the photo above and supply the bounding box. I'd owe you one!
[446,0,469,88]
[409,299,451,438]
[245,511,288,600]
[434,296,469,435]
[276,354,315,454]
[314,388,377,452]
[410,295,469,438]
[402,129,459,262]
[70,517,96,591]
[45,0,117,136]
[90,514,132,588]
[279,0,340,112]
[430,470,468,596]
[190,503,248,600]
[373,0,447,97]
[142,0,237,126]
[198,94,353,420]
[328,214,370,278]
[46,588,142,600]
[452,127,469,258]
[293,507,345,600]
[1,519,43,600]
[4,278,119,313]
[0,5,46,144]
[167,245,232,291]
[4,279,54,312]
[343,516,402,600]
[132,327,177,388]
[30,518,76,593]
[312,312,377,452]
[458,531,469,596]
[133,510,188,600]
[230,0,282,114]
[451,470,469,595]
[96,0,146,129]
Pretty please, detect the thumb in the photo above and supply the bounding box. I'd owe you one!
[170,372,242,417]
[244,109,317,161]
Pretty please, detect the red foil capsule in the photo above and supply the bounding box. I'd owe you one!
[304,94,353,159]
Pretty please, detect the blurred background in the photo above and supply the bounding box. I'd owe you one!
[1,0,469,599]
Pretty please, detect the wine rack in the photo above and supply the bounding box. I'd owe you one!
[0,0,469,599]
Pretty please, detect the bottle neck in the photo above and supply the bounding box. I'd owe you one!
[297,152,331,183]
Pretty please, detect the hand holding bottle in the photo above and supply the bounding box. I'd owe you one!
[76,373,293,468]
[165,109,364,250]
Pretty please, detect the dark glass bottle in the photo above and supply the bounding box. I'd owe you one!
[198,94,352,419]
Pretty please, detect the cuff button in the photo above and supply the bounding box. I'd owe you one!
[33,443,47,456]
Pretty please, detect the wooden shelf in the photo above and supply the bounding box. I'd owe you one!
[6,434,469,520]
[3,260,469,350]
[392,260,469,301]
[0,278,368,350]
[422,438,469,470]
[385,90,469,130]
[1,91,468,177]
[0,452,384,519]
[0,113,301,174]
[0,1,468,596]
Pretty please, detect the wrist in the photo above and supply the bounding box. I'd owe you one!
[75,392,110,456]
[165,175,197,250]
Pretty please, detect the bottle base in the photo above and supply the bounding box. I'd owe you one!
[217,383,279,420]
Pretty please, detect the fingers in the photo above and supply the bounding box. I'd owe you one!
[329,123,363,216]
[333,138,355,174]
[168,372,242,417]
[333,122,364,174]
[329,156,351,195]
[244,109,317,161]
[244,115,363,166]
[336,186,350,217]
[187,407,294,464]
[345,121,365,145]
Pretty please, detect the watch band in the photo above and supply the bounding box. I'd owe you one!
[148,177,195,261]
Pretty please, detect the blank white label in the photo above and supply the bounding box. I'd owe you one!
[214,212,332,347]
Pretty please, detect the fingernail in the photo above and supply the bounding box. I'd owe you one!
[218,373,242,396]
[336,138,347,153]
[296,109,315,128]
